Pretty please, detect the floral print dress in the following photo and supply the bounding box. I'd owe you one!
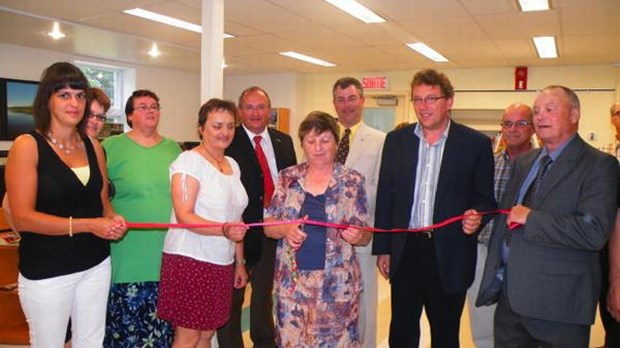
[265,162,369,347]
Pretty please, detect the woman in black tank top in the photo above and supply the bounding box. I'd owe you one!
[4,62,127,347]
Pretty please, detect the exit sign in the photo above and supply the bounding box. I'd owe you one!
[362,76,389,90]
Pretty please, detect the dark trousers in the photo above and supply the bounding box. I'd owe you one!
[600,244,620,348]
[389,236,466,348]
[495,291,590,348]
[217,237,277,348]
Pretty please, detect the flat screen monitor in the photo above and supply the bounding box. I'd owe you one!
[0,78,39,140]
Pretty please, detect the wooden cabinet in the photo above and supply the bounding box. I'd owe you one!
[269,108,289,133]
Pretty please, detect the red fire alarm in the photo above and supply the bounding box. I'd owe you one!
[515,66,528,90]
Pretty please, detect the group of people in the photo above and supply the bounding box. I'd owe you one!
[4,60,619,348]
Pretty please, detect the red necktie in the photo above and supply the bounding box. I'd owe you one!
[254,135,275,208]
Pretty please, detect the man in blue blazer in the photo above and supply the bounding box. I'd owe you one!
[373,69,496,347]
[217,86,297,348]
[476,86,618,347]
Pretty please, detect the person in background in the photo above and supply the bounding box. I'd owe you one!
[373,68,496,347]
[264,111,370,347]
[5,61,126,347]
[466,103,534,348]
[477,86,618,347]
[217,86,296,348]
[103,89,182,347]
[331,77,385,348]
[85,88,110,138]
[158,98,248,348]
[599,102,620,348]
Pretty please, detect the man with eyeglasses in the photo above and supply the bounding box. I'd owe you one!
[466,103,534,348]
[331,77,385,348]
[217,86,297,348]
[599,102,620,348]
[373,68,496,347]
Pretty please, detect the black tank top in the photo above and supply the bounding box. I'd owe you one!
[18,131,109,280]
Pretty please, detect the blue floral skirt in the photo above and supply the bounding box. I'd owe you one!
[104,282,174,348]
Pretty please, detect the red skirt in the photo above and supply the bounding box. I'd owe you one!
[157,253,234,330]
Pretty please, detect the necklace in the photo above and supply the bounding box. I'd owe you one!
[47,132,80,155]
[201,142,225,172]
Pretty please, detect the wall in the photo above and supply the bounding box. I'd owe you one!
[2,41,619,153]
[0,43,201,151]
[298,65,620,149]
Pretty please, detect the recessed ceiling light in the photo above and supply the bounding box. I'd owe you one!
[148,42,161,58]
[322,0,386,24]
[279,51,336,67]
[533,36,557,58]
[517,0,549,12]
[47,21,66,40]
[406,43,449,62]
[123,8,234,38]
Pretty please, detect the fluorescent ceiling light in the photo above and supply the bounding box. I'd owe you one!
[148,42,161,58]
[406,43,449,62]
[517,0,549,12]
[533,36,557,58]
[279,51,336,67]
[322,0,386,23]
[123,8,234,38]
[47,21,66,40]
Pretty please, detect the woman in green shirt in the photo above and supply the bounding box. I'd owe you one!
[103,90,181,347]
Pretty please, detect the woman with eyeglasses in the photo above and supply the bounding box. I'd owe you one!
[84,87,110,138]
[5,61,126,347]
[102,90,181,347]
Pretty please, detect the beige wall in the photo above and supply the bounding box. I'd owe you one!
[0,43,201,151]
[1,42,619,154]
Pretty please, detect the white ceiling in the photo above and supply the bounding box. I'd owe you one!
[0,0,618,75]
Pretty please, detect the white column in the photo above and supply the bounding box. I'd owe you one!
[201,0,225,102]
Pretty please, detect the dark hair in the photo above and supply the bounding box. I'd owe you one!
[410,68,454,99]
[541,85,580,110]
[33,62,90,133]
[124,89,159,128]
[90,87,111,113]
[332,77,364,98]
[238,86,271,109]
[198,98,238,139]
[298,111,340,144]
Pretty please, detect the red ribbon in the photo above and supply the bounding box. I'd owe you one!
[126,209,514,233]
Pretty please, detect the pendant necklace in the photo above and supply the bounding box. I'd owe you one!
[47,132,79,155]
[202,142,225,172]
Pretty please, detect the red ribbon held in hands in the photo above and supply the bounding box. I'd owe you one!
[127,209,514,233]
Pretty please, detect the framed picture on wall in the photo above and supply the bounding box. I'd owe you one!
[0,78,39,140]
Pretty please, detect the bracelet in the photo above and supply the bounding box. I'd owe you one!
[236,259,246,265]
[222,223,229,239]
[69,216,73,237]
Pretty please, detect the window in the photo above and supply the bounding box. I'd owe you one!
[75,61,135,130]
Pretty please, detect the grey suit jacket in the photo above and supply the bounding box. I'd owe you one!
[476,135,618,325]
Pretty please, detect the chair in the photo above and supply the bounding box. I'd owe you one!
[0,208,29,344]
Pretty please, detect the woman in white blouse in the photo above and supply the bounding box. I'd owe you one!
[157,98,248,348]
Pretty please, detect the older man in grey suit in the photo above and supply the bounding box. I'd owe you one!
[476,85,618,347]
[332,77,385,348]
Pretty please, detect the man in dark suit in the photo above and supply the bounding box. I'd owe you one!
[476,86,618,347]
[372,68,496,347]
[217,86,297,348]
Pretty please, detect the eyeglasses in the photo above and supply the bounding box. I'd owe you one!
[411,95,446,105]
[501,120,531,128]
[134,104,161,112]
[89,113,107,122]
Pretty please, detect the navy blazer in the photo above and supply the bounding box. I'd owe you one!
[372,121,496,294]
[225,125,297,266]
[477,135,618,325]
